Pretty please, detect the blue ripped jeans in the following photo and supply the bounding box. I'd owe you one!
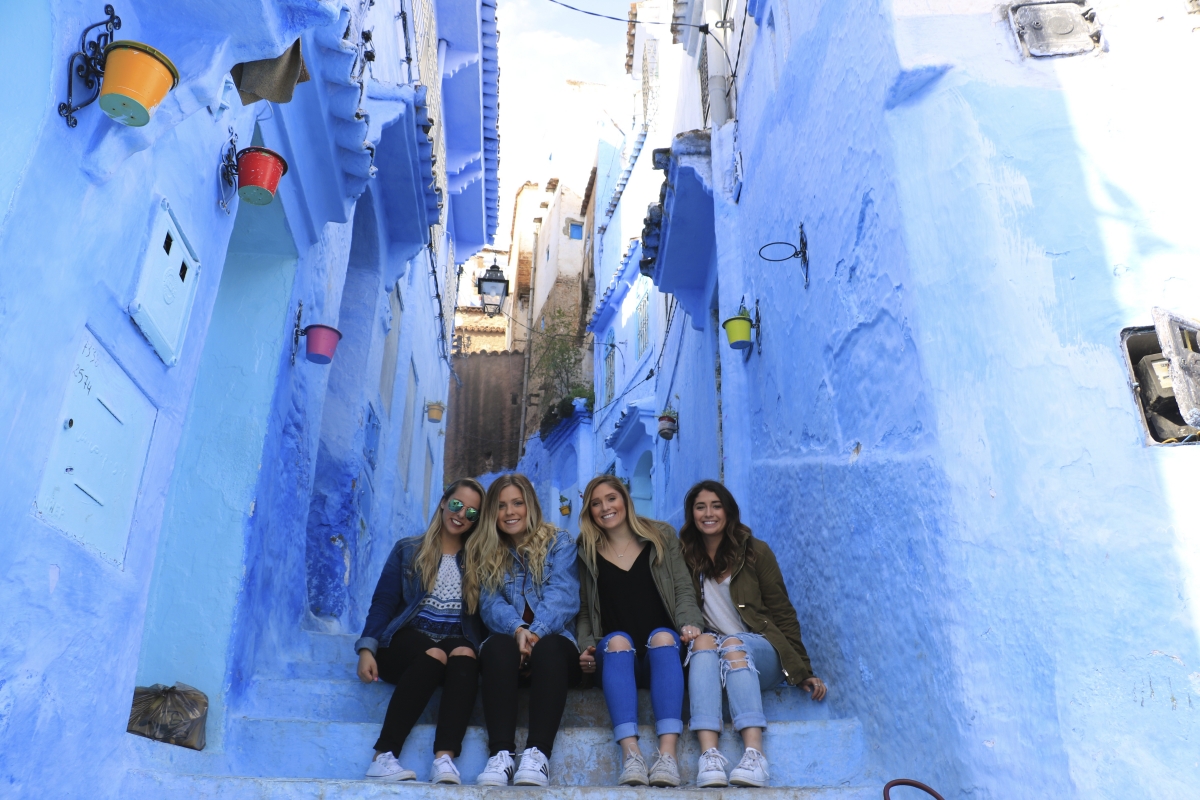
[595,628,685,742]
[688,632,783,732]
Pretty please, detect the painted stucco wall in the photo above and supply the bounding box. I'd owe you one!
[638,0,1200,796]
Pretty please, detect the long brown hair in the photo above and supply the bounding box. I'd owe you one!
[413,478,486,603]
[678,480,752,581]
[465,473,560,612]
[578,475,667,570]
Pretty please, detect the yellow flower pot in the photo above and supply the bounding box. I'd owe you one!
[100,41,179,127]
[426,402,445,423]
[722,312,753,350]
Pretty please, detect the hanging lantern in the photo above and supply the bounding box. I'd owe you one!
[99,41,179,127]
[476,260,509,317]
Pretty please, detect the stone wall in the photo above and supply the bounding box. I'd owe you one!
[445,350,525,480]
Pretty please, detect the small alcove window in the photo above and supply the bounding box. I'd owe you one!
[569,223,583,240]
[1122,308,1200,445]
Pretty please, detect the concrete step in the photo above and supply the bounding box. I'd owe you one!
[242,681,833,727]
[124,769,882,800]
[162,718,866,788]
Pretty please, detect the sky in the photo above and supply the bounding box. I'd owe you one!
[492,0,633,248]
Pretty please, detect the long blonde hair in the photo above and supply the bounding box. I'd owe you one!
[466,473,560,612]
[578,475,666,571]
[413,478,486,605]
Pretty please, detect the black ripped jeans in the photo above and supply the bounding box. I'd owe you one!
[373,627,479,757]
[479,633,582,757]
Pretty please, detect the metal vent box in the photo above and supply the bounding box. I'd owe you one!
[129,198,201,366]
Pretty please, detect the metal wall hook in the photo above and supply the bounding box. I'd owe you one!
[758,222,810,288]
[59,5,121,128]
[290,302,303,365]
[882,779,945,800]
[218,127,239,214]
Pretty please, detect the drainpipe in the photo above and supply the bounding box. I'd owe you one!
[705,0,731,127]
[518,224,541,456]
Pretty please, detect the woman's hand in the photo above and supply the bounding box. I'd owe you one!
[802,676,827,701]
[357,650,379,683]
[680,625,702,644]
[579,645,597,673]
[515,627,540,658]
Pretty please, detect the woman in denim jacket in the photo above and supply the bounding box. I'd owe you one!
[354,478,487,785]
[468,473,581,788]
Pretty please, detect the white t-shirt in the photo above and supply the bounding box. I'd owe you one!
[702,574,744,635]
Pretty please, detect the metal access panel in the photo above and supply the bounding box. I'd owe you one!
[129,198,201,366]
[1010,2,1100,58]
[34,331,158,565]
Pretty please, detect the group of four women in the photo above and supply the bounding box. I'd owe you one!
[353,474,826,788]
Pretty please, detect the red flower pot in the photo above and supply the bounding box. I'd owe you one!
[236,147,288,206]
[303,325,342,364]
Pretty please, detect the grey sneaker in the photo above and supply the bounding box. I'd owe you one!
[617,749,649,786]
[514,746,550,786]
[729,747,769,788]
[364,751,416,782]
[696,747,729,788]
[430,753,462,784]
[476,750,514,786]
[648,752,681,787]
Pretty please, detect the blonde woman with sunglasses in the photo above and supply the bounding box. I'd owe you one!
[354,478,486,785]
[467,473,582,787]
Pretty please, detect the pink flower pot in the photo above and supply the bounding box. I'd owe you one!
[303,325,342,364]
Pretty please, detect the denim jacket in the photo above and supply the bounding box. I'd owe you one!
[354,536,486,654]
[479,530,581,647]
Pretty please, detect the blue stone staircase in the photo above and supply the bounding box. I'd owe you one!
[122,632,881,798]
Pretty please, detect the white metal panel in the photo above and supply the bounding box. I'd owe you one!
[34,331,157,565]
[129,198,201,366]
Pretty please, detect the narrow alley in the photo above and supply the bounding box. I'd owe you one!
[0,2,1197,799]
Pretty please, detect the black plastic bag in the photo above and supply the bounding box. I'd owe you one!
[127,683,208,751]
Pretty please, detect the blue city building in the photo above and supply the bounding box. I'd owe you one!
[0,0,497,795]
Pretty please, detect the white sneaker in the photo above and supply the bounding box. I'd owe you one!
[617,749,649,786]
[365,751,416,782]
[648,752,681,787]
[696,748,729,788]
[476,750,514,786]
[513,746,550,786]
[729,747,769,787]
[430,753,461,784]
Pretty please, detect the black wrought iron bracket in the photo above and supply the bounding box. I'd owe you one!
[59,5,121,128]
[758,223,810,288]
[883,779,945,800]
[744,299,762,360]
[218,127,239,214]
[291,302,304,365]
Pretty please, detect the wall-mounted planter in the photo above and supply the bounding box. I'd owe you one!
[658,415,678,440]
[99,41,178,127]
[426,401,445,423]
[559,495,571,517]
[236,147,289,205]
[303,325,342,364]
[722,311,753,350]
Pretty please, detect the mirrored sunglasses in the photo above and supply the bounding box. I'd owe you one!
[446,497,479,521]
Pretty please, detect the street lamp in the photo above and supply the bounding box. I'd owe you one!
[476,260,509,317]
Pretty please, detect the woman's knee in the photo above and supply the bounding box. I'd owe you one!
[692,633,718,651]
[425,647,449,665]
[648,629,678,648]
[719,639,752,670]
[449,646,477,659]
[603,633,633,652]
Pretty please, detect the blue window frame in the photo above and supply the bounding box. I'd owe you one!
[569,223,583,240]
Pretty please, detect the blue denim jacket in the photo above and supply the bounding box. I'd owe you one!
[354,536,486,654]
[479,530,580,647]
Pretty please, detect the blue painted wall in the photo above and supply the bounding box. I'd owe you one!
[0,0,493,795]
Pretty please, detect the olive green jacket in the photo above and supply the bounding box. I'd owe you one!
[694,535,814,685]
[575,521,704,652]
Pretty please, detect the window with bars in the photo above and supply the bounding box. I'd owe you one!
[636,293,649,358]
[604,329,616,405]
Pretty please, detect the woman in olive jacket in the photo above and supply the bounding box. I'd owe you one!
[575,475,703,788]
[678,479,826,789]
